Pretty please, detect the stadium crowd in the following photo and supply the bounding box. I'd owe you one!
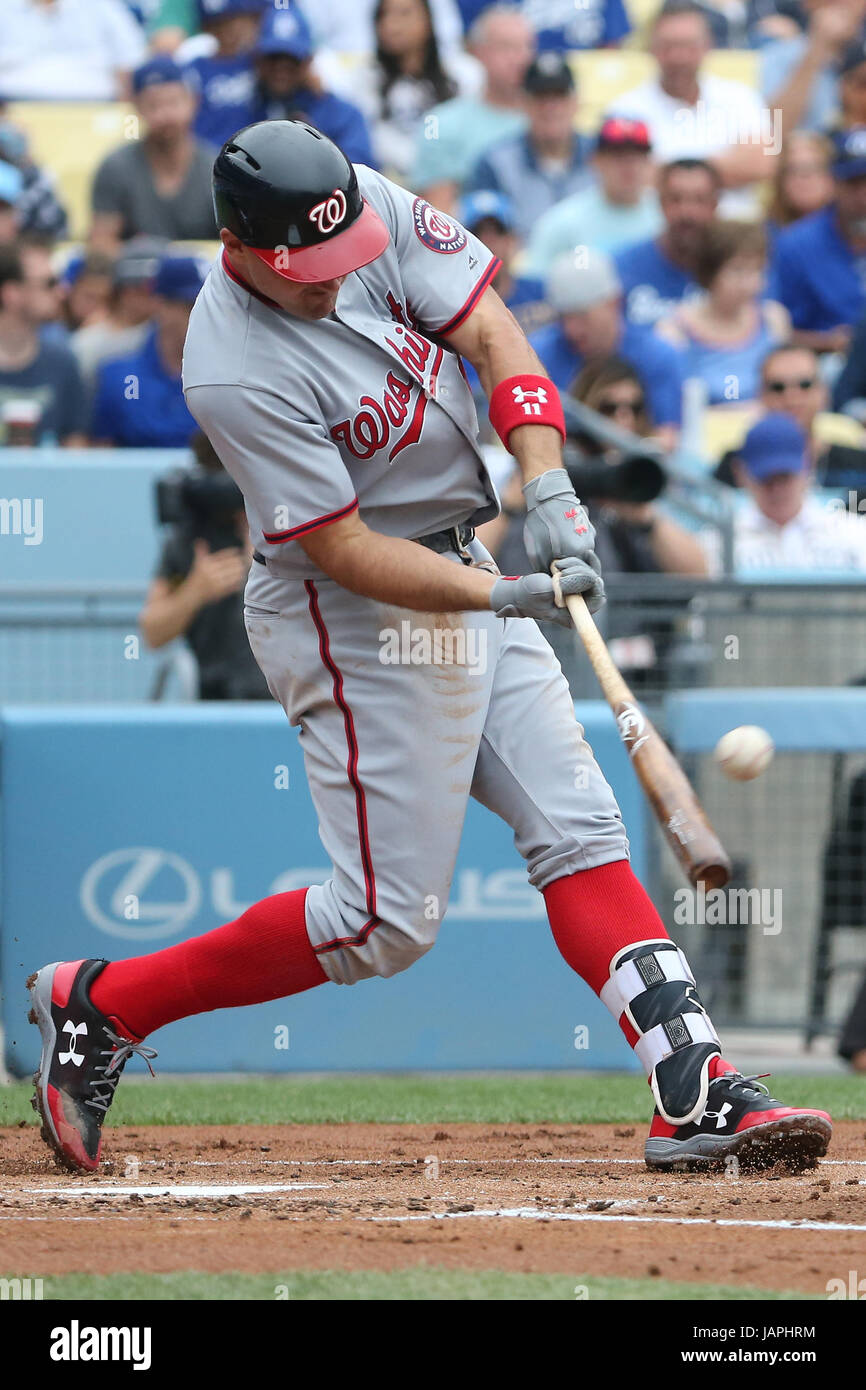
[2,0,866,585]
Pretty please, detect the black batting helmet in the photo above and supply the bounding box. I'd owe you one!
[212,120,389,283]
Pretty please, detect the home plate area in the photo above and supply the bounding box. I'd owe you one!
[2,1122,865,1294]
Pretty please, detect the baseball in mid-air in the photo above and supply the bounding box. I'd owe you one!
[713,725,774,781]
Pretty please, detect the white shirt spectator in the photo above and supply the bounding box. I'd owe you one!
[297,0,465,55]
[700,494,866,575]
[0,0,147,100]
[609,73,766,216]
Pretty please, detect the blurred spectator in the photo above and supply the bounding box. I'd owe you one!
[615,158,720,326]
[19,239,66,346]
[235,5,375,166]
[183,0,264,150]
[656,221,789,405]
[0,112,68,241]
[828,301,866,413]
[140,430,270,700]
[530,247,684,445]
[455,0,630,51]
[0,0,147,100]
[715,341,866,488]
[90,57,218,251]
[767,129,833,243]
[72,236,163,394]
[838,972,866,1070]
[296,0,466,54]
[0,245,87,446]
[762,1,866,135]
[568,357,708,575]
[324,0,483,182]
[465,53,590,239]
[91,254,205,446]
[769,126,866,352]
[457,190,548,334]
[0,162,24,247]
[59,251,115,333]
[700,413,866,572]
[608,1,774,215]
[523,118,661,277]
[410,6,533,210]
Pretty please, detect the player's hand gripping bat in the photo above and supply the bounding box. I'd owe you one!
[556,582,732,889]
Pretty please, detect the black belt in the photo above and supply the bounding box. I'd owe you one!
[414,523,475,555]
[253,523,475,567]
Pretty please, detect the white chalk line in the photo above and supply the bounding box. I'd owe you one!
[174,1156,866,1169]
[0,1183,329,1200]
[370,1207,866,1233]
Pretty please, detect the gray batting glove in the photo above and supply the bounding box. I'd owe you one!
[490,555,605,628]
[523,468,597,574]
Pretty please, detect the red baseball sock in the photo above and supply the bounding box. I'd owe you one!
[89,888,327,1039]
[543,859,669,995]
[545,862,731,1079]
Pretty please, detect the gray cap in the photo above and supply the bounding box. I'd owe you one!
[112,235,169,288]
[546,247,621,314]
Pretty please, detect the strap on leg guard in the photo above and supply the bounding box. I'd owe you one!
[600,939,721,1125]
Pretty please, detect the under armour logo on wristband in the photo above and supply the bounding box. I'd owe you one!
[511,384,548,415]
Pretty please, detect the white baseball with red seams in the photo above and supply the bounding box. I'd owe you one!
[713,725,775,781]
[181,165,629,985]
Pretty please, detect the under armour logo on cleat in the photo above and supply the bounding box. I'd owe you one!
[702,1101,733,1130]
[58,1020,87,1067]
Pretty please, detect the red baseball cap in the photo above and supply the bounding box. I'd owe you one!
[596,117,652,152]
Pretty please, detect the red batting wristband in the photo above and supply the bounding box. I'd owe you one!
[488,375,566,451]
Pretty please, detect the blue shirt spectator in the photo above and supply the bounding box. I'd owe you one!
[614,157,720,326]
[242,4,375,167]
[769,204,866,338]
[465,54,589,239]
[616,238,701,327]
[531,248,684,428]
[91,255,205,447]
[457,0,630,50]
[185,52,257,150]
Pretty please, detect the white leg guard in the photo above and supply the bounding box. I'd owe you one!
[600,939,722,1125]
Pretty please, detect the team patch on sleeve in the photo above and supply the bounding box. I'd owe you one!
[412,198,467,254]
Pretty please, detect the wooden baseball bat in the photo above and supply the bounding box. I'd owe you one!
[561,587,732,889]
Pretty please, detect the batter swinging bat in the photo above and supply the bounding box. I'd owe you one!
[559,585,732,890]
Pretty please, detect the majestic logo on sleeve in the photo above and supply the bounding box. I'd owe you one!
[412,198,467,254]
[308,189,348,235]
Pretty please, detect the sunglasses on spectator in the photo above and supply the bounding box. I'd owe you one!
[765,377,816,392]
[597,396,645,416]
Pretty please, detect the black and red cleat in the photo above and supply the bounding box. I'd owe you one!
[27,959,157,1173]
[645,1059,832,1172]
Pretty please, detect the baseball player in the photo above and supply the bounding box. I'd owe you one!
[28,121,831,1175]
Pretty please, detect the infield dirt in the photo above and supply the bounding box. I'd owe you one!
[2,1121,865,1295]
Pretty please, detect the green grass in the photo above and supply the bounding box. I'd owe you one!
[2,1072,863,1128]
[7,1269,818,1301]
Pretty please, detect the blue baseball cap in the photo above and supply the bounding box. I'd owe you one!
[197,0,265,21]
[0,158,23,207]
[830,126,866,180]
[154,255,207,303]
[132,56,191,95]
[257,4,313,59]
[738,413,810,480]
[458,190,515,232]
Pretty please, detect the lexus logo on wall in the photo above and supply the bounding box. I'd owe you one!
[80,847,201,940]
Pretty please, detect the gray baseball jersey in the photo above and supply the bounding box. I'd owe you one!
[182,169,629,986]
[183,166,501,577]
